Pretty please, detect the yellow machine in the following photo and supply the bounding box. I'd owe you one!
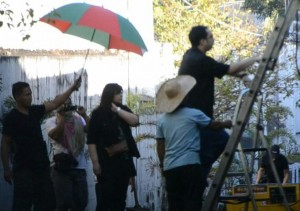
[225,184,300,211]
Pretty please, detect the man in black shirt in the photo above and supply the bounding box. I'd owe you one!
[1,76,81,211]
[178,25,260,186]
[256,145,289,184]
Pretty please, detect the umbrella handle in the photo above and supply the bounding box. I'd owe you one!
[81,29,96,74]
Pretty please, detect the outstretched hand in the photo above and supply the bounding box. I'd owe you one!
[111,103,118,113]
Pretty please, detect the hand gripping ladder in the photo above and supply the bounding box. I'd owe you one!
[202,1,300,210]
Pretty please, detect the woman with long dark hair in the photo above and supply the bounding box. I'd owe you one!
[87,83,140,211]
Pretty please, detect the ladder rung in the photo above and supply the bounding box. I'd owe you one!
[241,148,267,153]
[219,195,250,202]
[227,172,248,177]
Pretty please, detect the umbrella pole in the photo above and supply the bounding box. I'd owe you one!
[81,29,96,74]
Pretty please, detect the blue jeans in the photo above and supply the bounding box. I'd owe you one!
[200,128,229,185]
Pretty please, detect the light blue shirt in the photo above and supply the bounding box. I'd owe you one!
[156,107,211,171]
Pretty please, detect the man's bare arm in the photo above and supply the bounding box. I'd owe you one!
[156,139,165,167]
[111,103,139,127]
[282,169,289,185]
[44,76,81,113]
[256,167,265,184]
[209,120,232,130]
[88,144,101,177]
[48,114,65,141]
[228,57,260,76]
[1,135,13,184]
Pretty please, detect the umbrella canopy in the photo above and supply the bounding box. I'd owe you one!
[40,3,148,56]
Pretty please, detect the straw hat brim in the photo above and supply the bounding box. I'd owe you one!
[156,75,196,113]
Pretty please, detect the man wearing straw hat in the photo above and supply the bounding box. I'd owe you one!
[178,25,260,186]
[156,75,232,210]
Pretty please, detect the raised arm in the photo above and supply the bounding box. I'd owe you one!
[44,76,82,114]
[209,120,232,130]
[282,169,289,185]
[256,167,265,184]
[47,114,65,141]
[227,57,260,76]
[111,103,139,127]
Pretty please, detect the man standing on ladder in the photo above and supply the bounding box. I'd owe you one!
[178,25,260,187]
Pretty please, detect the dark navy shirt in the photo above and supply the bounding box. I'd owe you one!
[261,154,289,183]
[178,47,229,118]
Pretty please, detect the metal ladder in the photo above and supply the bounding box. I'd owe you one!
[217,89,262,211]
[202,0,300,210]
[218,90,290,211]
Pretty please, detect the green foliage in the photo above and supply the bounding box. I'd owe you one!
[3,96,16,109]
[153,0,267,120]
[154,0,262,61]
[214,76,243,119]
[288,154,300,163]
[264,105,293,123]
[243,0,286,18]
[153,1,299,133]
[263,104,296,154]
[126,92,140,113]
[265,128,296,144]
[126,92,156,115]
[0,1,36,40]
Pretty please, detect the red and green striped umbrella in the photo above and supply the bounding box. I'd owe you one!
[40,3,147,56]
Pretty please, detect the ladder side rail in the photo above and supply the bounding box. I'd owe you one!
[232,89,250,124]
[243,201,249,211]
[236,143,259,211]
[202,1,300,210]
[249,95,263,179]
[232,90,259,211]
[259,130,291,211]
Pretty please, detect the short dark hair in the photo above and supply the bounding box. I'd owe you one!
[12,82,30,99]
[189,25,208,47]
